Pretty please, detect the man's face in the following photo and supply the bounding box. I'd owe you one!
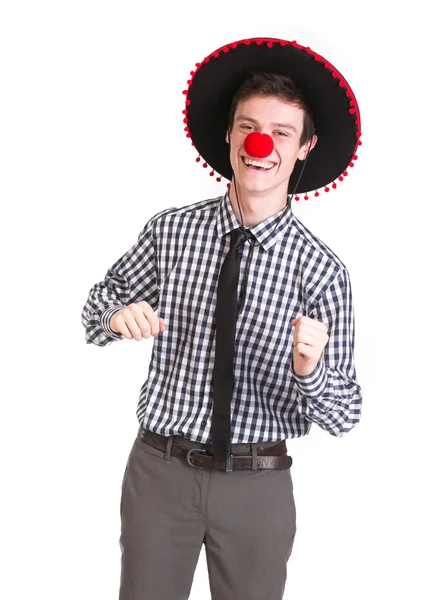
[227,95,315,197]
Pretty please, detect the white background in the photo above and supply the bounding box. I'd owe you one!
[1,1,419,599]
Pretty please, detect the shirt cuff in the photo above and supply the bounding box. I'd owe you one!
[289,353,328,399]
[100,306,125,339]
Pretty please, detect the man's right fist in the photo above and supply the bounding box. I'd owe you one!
[110,301,166,341]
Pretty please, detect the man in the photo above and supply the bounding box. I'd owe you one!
[81,37,363,600]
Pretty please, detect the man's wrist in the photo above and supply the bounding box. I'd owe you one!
[101,306,125,337]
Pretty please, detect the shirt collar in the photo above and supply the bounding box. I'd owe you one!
[215,191,293,252]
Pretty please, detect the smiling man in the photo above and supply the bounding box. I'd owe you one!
[81,37,363,600]
[226,77,318,224]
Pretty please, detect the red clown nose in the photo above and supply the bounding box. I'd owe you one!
[243,132,274,158]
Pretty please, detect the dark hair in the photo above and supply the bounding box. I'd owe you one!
[227,72,315,147]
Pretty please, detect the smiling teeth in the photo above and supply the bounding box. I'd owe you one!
[244,158,274,169]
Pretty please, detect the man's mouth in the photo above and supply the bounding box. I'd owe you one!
[241,156,277,171]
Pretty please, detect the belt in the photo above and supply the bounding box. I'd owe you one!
[141,430,293,471]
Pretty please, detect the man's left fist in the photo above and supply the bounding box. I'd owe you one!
[291,315,329,377]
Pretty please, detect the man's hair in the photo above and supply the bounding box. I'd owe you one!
[227,72,315,147]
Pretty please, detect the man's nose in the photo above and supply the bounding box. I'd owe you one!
[244,132,274,158]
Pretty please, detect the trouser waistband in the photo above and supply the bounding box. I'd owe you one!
[138,426,287,455]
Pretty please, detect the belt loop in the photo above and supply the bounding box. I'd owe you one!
[165,435,174,461]
[251,444,258,471]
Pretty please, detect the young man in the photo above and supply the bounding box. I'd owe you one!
[81,38,363,600]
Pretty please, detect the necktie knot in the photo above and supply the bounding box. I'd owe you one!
[230,227,255,249]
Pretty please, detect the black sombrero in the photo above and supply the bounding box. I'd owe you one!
[182,37,362,200]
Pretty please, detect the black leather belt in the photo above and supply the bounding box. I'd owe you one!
[141,430,292,471]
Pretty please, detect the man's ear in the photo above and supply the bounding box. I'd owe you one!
[298,134,318,161]
[226,129,230,144]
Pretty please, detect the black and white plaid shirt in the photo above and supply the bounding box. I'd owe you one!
[81,192,362,443]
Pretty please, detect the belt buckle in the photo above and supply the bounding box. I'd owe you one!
[186,448,207,469]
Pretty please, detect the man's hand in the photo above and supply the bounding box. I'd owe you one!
[110,301,166,341]
[291,315,329,376]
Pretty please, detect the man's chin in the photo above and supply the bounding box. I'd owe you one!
[232,178,274,195]
[231,169,291,197]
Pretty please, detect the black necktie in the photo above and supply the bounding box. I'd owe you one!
[211,227,255,464]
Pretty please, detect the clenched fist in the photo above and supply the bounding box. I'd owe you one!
[291,315,329,376]
[110,301,166,341]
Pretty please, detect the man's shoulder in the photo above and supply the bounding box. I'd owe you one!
[290,212,348,273]
[290,213,351,308]
[143,195,223,231]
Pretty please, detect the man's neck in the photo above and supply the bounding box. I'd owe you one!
[228,186,289,227]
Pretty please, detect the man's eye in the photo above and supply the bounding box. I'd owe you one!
[275,131,287,137]
[241,125,253,130]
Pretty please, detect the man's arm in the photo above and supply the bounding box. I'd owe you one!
[289,267,363,436]
[81,220,158,347]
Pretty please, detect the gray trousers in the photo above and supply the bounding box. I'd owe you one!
[119,428,297,600]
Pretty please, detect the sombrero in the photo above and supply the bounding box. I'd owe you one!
[182,37,362,199]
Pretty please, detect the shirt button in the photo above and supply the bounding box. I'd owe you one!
[201,420,207,427]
